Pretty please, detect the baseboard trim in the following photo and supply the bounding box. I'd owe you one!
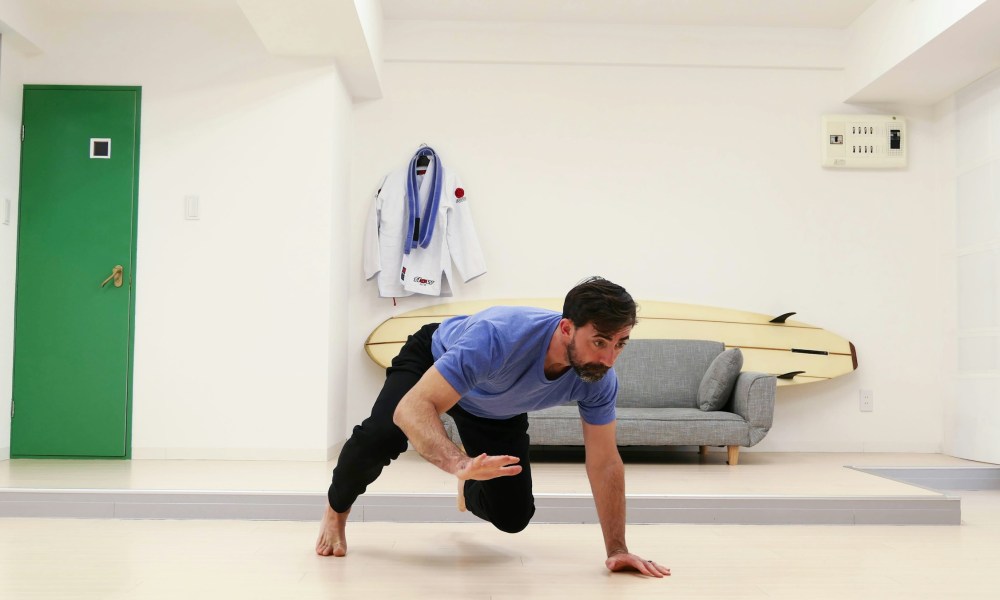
[0,489,960,525]
[130,448,330,461]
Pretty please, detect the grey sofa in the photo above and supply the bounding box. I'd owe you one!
[442,339,776,465]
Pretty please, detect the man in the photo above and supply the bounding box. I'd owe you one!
[316,277,670,577]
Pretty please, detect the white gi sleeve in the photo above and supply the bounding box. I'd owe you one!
[362,179,386,281]
[446,178,487,283]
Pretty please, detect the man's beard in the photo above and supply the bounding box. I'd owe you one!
[567,337,610,383]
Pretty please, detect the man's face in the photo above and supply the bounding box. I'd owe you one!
[566,323,631,383]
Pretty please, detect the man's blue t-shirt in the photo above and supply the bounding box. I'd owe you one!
[430,306,618,425]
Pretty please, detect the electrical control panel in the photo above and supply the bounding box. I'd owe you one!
[821,115,906,169]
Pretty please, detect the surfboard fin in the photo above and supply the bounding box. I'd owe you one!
[770,312,797,324]
[777,370,806,380]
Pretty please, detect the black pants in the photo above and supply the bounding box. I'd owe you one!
[327,323,535,534]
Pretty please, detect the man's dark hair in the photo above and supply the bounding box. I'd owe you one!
[562,276,637,334]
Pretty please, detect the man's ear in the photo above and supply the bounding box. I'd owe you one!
[558,318,575,338]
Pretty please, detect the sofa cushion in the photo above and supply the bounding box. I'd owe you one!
[697,348,743,411]
[525,405,582,444]
[614,339,725,409]
[525,405,750,446]
[530,405,582,420]
[616,407,750,446]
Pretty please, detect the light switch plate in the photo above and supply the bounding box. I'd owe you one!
[184,195,200,220]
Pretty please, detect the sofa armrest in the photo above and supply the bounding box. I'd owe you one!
[726,371,776,446]
[440,412,463,446]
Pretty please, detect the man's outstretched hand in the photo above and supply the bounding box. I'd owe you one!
[455,453,522,481]
[606,552,672,578]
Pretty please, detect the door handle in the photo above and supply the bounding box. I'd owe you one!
[100,265,124,288]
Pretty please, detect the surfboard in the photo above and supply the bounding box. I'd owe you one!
[364,299,858,387]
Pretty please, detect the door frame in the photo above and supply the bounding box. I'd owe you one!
[13,84,142,458]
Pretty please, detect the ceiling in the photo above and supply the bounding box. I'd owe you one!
[380,0,879,29]
[17,0,991,105]
[19,1,880,29]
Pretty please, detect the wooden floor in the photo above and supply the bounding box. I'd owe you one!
[0,450,972,524]
[0,449,979,496]
[2,451,999,598]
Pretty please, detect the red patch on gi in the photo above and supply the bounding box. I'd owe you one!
[455,188,465,199]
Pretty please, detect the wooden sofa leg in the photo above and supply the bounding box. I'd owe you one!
[699,445,708,456]
[727,446,740,465]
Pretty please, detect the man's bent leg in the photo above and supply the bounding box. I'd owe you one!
[318,373,414,557]
[327,323,439,511]
[318,323,438,556]
[326,379,413,513]
[449,405,534,533]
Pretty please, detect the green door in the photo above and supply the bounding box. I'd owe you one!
[11,86,141,458]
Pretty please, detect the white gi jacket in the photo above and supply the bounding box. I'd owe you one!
[363,158,486,297]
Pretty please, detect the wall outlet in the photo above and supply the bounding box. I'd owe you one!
[860,389,874,412]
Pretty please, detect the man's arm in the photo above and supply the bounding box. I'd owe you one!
[582,420,671,577]
[393,366,522,481]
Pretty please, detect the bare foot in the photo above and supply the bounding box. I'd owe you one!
[315,504,350,557]
[457,478,467,512]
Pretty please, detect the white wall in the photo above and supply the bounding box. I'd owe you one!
[2,5,352,460]
[945,68,1000,464]
[0,33,27,459]
[0,8,974,460]
[345,27,948,452]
